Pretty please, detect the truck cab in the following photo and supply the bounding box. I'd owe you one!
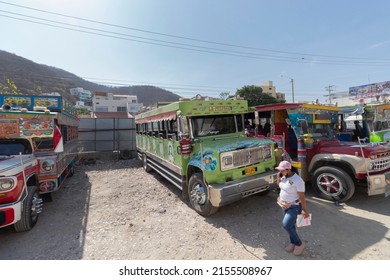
[248,103,390,202]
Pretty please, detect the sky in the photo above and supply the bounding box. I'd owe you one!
[0,0,390,103]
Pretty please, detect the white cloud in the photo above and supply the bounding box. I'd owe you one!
[369,40,390,49]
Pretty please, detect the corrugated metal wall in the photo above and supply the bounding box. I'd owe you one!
[78,118,136,158]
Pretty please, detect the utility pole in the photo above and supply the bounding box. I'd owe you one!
[324,85,335,105]
[291,78,295,103]
[281,75,295,103]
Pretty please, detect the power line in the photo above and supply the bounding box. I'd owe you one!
[1,0,389,62]
[0,1,390,65]
[2,12,389,67]
[0,13,312,64]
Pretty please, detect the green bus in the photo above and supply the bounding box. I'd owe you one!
[135,99,277,216]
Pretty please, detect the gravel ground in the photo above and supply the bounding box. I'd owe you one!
[0,158,389,260]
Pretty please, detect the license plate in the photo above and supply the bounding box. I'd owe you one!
[244,167,256,175]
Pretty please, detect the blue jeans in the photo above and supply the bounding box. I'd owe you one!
[282,204,302,246]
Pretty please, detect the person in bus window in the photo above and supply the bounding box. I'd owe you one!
[244,121,254,136]
[340,119,346,132]
[263,122,271,137]
[353,120,364,140]
[287,125,297,159]
[257,124,264,136]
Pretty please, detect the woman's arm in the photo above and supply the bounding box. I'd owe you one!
[276,172,281,185]
[298,192,309,218]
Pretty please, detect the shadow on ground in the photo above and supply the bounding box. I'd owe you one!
[0,163,92,260]
[203,186,389,260]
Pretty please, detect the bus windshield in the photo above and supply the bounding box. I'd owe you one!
[298,119,336,139]
[0,139,32,155]
[191,115,237,137]
[373,109,390,132]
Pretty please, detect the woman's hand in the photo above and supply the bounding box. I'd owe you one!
[301,209,309,218]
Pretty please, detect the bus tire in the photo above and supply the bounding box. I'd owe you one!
[311,166,355,202]
[14,185,42,232]
[188,173,218,216]
[142,153,152,173]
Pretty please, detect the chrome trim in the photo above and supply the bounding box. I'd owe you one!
[220,145,272,171]
[208,170,277,207]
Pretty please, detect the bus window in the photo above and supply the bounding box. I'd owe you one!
[160,121,167,139]
[33,137,54,150]
[236,115,244,132]
[62,126,68,144]
[167,119,177,140]
[147,123,153,137]
[191,115,236,137]
[0,139,31,155]
[178,116,189,139]
[152,122,158,137]
[299,119,309,135]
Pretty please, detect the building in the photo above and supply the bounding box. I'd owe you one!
[70,87,92,103]
[260,81,285,101]
[42,92,61,96]
[92,91,142,118]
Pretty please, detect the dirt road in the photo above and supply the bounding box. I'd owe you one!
[0,158,389,260]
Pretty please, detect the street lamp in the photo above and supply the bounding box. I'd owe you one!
[281,75,295,103]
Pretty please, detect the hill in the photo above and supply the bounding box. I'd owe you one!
[0,50,180,106]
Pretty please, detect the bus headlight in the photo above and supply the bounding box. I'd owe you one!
[222,155,233,166]
[40,159,56,173]
[220,152,234,171]
[0,178,15,192]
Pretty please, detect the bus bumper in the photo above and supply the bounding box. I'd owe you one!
[208,170,277,207]
[0,200,22,229]
[367,171,390,197]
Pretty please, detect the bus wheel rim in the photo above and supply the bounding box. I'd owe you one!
[190,183,207,205]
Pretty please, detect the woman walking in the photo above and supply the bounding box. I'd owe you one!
[275,161,309,256]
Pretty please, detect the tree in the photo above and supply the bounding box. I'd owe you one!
[0,79,21,95]
[219,91,235,100]
[35,85,43,95]
[75,108,90,116]
[235,85,283,106]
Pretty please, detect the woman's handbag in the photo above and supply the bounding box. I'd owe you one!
[277,197,292,210]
